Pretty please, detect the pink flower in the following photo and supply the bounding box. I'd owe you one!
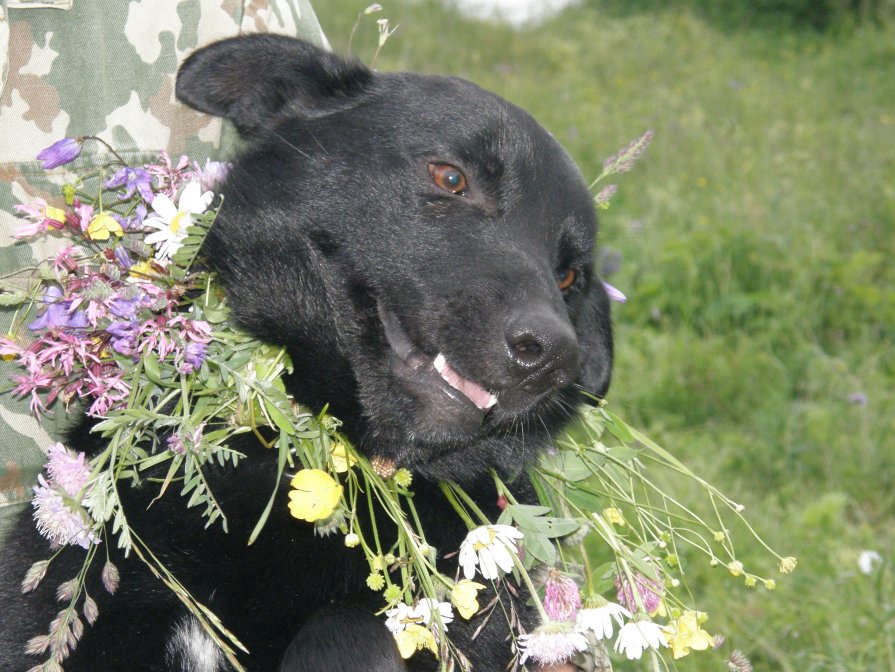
[616,572,663,615]
[32,475,97,549]
[544,569,582,622]
[517,622,589,667]
[45,442,91,497]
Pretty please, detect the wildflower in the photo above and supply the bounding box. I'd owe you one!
[366,572,385,591]
[104,166,154,202]
[143,181,213,260]
[32,475,97,549]
[727,560,744,577]
[329,442,357,473]
[543,569,582,622]
[664,610,714,659]
[616,572,663,615]
[614,618,668,660]
[858,550,882,575]
[344,532,360,548]
[12,198,68,237]
[603,130,654,175]
[394,623,437,659]
[178,341,208,374]
[575,595,631,640]
[603,507,625,526]
[778,557,798,574]
[458,524,524,580]
[728,649,754,672]
[517,621,589,667]
[594,184,617,209]
[451,579,487,619]
[602,281,627,303]
[45,443,91,497]
[383,584,402,604]
[37,137,83,169]
[86,212,124,241]
[195,159,231,190]
[385,599,454,634]
[764,579,776,590]
[393,467,413,488]
[28,285,88,331]
[848,391,868,405]
[288,469,343,522]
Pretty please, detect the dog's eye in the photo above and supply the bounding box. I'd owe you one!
[557,268,577,291]
[428,163,468,195]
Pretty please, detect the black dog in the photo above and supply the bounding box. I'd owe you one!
[0,35,613,671]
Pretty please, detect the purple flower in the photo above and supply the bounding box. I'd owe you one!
[602,281,627,303]
[32,475,98,549]
[32,443,97,549]
[45,442,91,497]
[28,286,89,331]
[616,572,663,615]
[106,321,138,355]
[544,569,582,622]
[178,341,208,374]
[848,391,868,406]
[104,166,155,203]
[196,159,231,190]
[114,246,133,270]
[37,137,83,169]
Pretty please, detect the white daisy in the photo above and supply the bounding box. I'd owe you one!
[575,599,632,640]
[143,181,213,260]
[458,524,523,580]
[614,619,668,660]
[385,599,454,634]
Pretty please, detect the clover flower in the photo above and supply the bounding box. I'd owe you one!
[614,618,668,660]
[37,137,83,169]
[517,621,589,667]
[458,524,523,580]
[575,595,632,641]
[616,571,663,615]
[143,181,213,260]
[543,569,582,622]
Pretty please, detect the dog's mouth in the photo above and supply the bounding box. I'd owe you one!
[377,302,498,414]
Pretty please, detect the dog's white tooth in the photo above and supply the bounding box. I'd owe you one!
[433,353,446,373]
[485,394,498,409]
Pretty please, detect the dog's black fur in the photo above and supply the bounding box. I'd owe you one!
[0,35,613,671]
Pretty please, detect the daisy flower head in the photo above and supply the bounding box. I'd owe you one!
[517,621,589,667]
[143,181,213,261]
[575,595,632,641]
[614,617,668,660]
[385,599,454,634]
[458,524,523,581]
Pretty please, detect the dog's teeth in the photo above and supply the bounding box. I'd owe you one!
[433,353,446,374]
[485,394,498,409]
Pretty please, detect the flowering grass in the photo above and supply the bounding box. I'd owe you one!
[319,2,895,669]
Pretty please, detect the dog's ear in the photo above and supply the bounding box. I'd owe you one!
[176,34,373,136]
[575,281,614,402]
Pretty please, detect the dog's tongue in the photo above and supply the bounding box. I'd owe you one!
[433,354,497,411]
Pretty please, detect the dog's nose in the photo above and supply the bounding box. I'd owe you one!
[505,308,580,392]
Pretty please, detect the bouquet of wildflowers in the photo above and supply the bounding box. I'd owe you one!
[5,134,794,672]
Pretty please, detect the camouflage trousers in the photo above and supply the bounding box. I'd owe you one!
[0,0,327,543]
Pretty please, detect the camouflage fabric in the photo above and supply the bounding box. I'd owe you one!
[0,0,328,543]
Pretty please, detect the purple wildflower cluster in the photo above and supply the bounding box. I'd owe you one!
[5,141,227,419]
[31,443,96,549]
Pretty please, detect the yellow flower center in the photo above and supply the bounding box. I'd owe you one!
[170,211,186,235]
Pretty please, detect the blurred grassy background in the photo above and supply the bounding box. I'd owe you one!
[316,2,894,669]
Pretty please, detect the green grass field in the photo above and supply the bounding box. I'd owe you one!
[317,2,895,669]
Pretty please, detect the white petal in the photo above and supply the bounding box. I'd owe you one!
[478,549,499,580]
[488,539,515,574]
[150,194,178,220]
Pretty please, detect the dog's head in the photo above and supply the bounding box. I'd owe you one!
[177,35,613,479]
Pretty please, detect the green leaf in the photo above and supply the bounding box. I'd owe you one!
[540,451,593,481]
[602,409,634,443]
